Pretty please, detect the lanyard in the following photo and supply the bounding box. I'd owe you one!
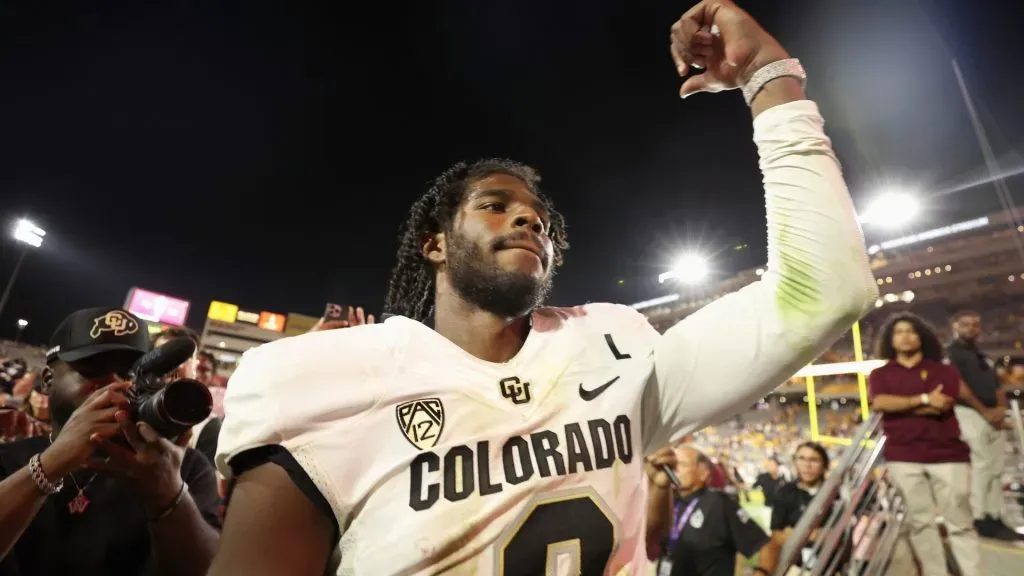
[667,497,700,549]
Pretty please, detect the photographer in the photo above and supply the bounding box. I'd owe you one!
[0,308,220,576]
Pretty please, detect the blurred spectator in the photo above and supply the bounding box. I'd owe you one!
[0,359,29,406]
[946,311,1021,540]
[717,452,748,502]
[0,360,47,442]
[196,351,224,419]
[1007,361,1024,389]
[752,457,787,508]
[25,385,50,431]
[868,313,982,575]
[759,441,833,573]
[645,445,771,576]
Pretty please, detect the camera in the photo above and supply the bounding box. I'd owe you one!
[128,337,213,439]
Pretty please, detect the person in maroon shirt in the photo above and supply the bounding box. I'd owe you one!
[869,312,991,576]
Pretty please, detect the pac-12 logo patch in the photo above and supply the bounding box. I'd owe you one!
[396,398,445,450]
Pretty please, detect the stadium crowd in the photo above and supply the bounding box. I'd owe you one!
[2,298,1022,576]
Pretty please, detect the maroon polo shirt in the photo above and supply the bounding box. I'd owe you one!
[868,358,970,464]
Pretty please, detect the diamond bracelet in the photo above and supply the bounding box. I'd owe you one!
[28,453,64,495]
[741,58,807,106]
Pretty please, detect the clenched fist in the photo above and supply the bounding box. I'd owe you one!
[670,0,790,98]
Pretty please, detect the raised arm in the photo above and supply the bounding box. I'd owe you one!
[646,3,876,449]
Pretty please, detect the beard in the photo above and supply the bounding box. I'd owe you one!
[48,389,79,428]
[445,230,552,318]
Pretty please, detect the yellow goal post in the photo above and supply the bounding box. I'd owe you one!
[793,322,884,447]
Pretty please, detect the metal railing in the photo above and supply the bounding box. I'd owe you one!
[1005,399,1024,533]
[1009,399,1024,462]
[773,413,908,576]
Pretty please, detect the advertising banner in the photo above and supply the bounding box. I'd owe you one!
[236,310,260,325]
[258,311,285,333]
[207,301,239,323]
[124,287,190,327]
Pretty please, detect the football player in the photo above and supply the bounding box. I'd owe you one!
[210,1,878,574]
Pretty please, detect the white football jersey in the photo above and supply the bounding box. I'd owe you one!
[220,304,672,575]
[216,100,879,575]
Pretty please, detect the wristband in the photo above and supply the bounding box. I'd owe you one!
[742,58,807,106]
[28,454,63,495]
[149,481,188,523]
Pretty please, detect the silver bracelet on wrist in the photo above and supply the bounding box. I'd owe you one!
[149,481,189,523]
[28,453,63,495]
[741,58,807,106]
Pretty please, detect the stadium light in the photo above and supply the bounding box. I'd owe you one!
[858,190,920,229]
[0,219,48,322]
[13,219,45,248]
[658,253,709,284]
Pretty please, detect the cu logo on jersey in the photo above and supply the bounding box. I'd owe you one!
[499,376,532,405]
[396,398,445,450]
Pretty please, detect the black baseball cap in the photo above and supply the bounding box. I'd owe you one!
[46,307,151,365]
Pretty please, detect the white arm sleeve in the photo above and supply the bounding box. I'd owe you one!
[641,100,878,453]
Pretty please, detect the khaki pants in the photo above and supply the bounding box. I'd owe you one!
[954,405,1007,520]
[887,461,981,576]
[883,534,918,576]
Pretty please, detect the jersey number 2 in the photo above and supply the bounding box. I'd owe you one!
[497,489,616,576]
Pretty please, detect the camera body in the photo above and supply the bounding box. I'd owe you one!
[128,338,213,439]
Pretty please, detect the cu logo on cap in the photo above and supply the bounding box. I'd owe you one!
[90,311,140,339]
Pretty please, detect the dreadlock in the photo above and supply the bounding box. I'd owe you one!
[384,158,569,323]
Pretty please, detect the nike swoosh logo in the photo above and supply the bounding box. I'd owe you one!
[578,376,621,401]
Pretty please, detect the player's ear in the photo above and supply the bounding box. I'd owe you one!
[422,231,446,266]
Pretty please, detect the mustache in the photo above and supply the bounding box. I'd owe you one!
[493,231,549,267]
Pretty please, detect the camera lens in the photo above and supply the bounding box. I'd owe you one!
[159,379,213,425]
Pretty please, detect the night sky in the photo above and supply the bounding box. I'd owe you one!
[2,0,1022,345]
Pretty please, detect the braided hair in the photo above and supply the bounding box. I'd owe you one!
[384,158,569,323]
